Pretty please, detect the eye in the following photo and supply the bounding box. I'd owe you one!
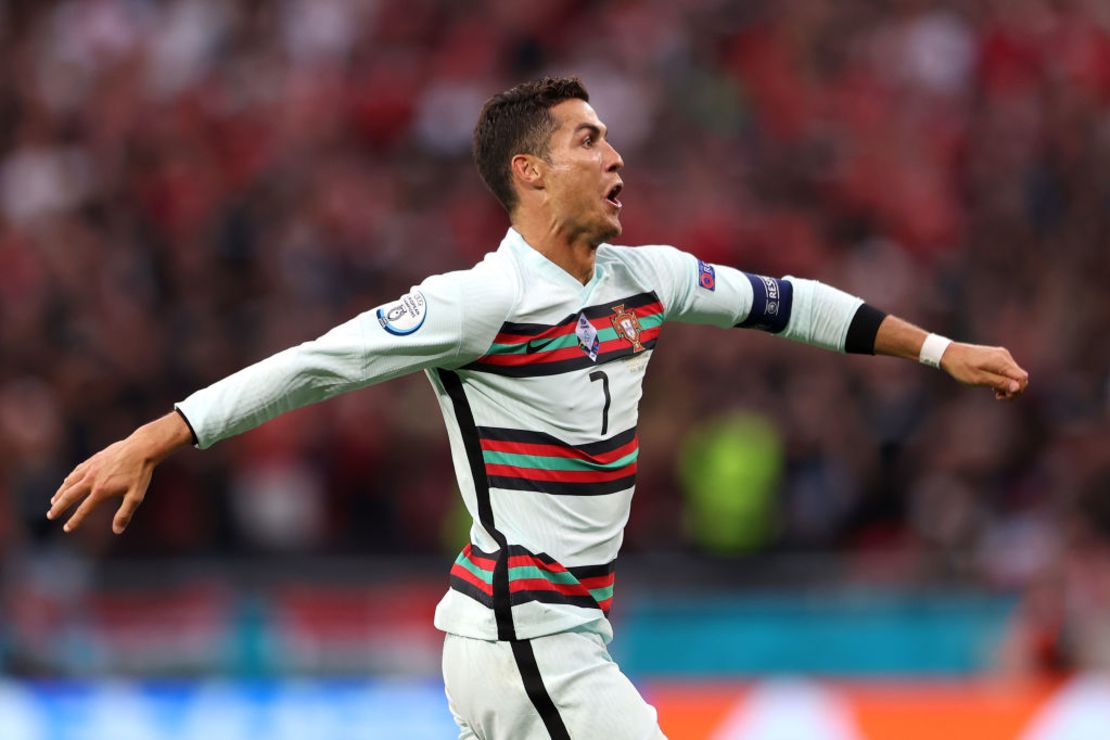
[582,135,593,147]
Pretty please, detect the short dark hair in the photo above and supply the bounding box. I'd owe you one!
[473,77,590,214]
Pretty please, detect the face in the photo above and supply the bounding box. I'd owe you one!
[535,99,625,244]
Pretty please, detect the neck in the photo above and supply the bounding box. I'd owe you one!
[511,210,599,285]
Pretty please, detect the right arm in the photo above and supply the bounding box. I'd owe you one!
[48,411,193,534]
[48,261,515,534]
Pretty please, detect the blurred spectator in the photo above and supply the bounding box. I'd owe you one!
[0,0,1106,682]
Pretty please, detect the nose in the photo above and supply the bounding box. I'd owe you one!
[605,141,624,172]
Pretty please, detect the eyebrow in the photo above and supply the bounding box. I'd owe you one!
[572,122,606,139]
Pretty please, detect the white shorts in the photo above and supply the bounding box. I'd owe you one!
[442,630,667,740]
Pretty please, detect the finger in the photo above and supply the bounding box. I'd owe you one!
[1000,364,1029,384]
[112,492,144,535]
[51,467,89,507]
[48,478,91,520]
[978,370,1021,395]
[1000,368,1028,396]
[63,489,104,533]
[986,350,1028,383]
[992,377,1027,401]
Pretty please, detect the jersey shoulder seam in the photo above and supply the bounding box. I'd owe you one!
[601,243,680,322]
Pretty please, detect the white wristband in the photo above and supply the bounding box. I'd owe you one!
[919,333,952,369]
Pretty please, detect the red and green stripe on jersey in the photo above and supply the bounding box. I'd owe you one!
[450,544,616,615]
[477,426,637,496]
[464,291,663,377]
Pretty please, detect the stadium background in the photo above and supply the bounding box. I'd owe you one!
[1,0,1108,737]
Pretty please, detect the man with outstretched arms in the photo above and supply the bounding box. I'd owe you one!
[49,78,1029,739]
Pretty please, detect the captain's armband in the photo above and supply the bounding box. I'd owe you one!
[735,273,793,334]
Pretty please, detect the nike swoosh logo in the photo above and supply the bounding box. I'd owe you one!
[525,336,559,354]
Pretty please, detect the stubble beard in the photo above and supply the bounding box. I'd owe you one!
[587,204,622,245]
[598,218,621,244]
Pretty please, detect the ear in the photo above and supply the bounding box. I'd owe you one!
[510,153,545,194]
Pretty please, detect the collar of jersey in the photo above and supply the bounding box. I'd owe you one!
[501,227,607,297]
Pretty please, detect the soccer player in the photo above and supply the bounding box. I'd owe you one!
[48,77,1028,739]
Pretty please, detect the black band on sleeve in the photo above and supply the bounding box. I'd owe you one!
[844,303,887,355]
[174,406,199,446]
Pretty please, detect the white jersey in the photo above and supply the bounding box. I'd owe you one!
[176,228,864,643]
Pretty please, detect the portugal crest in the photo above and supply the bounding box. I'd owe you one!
[610,305,645,352]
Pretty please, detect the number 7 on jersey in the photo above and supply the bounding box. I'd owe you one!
[588,370,611,435]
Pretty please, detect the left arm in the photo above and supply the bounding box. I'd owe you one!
[772,277,1030,400]
[625,246,1029,400]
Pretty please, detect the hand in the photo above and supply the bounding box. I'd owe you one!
[47,411,192,534]
[48,437,155,534]
[940,343,1030,400]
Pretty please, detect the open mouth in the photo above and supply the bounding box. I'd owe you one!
[605,182,623,209]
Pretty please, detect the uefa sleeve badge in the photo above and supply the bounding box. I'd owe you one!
[697,259,716,291]
[376,290,427,335]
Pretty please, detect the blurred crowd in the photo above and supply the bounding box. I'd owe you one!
[0,0,1108,673]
